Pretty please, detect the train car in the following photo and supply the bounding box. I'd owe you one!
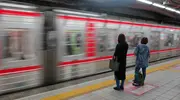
[0,4,43,94]
[55,9,180,81]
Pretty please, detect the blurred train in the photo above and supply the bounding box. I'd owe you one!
[0,2,180,95]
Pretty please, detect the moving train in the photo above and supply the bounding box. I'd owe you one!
[0,2,180,94]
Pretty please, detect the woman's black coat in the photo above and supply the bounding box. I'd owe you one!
[114,42,128,80]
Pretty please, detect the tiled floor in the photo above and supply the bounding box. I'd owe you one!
[69,69,180,100]
[14,59,180,100]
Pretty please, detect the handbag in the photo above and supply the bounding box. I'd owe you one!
[133,71,144,86]
[109,58,119,71]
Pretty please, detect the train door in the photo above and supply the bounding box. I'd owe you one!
[148,27,161,61]
[56,15,87,81]
[0,8,42,94]
[94,23,119,72]
[149,31,161,61]
[160,28,174,59]
[42,11,57,85]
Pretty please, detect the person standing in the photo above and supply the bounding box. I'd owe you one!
[113,34,128,91]
[133,37,150,86]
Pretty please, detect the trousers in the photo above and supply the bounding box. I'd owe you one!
[115,76,125,88]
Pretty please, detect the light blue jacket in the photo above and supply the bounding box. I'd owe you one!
[134,44,150,68]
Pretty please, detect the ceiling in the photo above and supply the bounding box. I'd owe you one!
[4,0,180,25]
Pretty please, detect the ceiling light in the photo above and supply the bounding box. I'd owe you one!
[137,0,153,5]
[54,9,100,17]
[152,3,165,9]
[0,2,36,9]
[165,7,176,12]
[175,10,180,14]
[137,0,180,15]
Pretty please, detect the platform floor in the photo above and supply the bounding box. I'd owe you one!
[12,58,180,100]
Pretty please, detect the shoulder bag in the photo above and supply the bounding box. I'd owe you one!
[109,58,119,71]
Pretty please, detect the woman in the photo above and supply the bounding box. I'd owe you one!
[133,37,150,86]
[113,34,128,91]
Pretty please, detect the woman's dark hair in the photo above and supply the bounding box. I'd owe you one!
[118,34,126,43]
[141,37,148,44]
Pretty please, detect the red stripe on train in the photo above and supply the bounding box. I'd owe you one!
[58,15,180,30]
[0,9,41,17]
[0,65,41,76]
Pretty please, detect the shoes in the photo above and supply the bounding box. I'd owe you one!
[120,86,124,90]
[132,82,140,86]
[114,87,120,91]
[114,87,124,91]
[133,82,144,86]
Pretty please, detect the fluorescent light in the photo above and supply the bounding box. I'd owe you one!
[54,9,100,17]
[137,0,180,15]
[0,2,36,9]
[137,0,153,5]
[165,7,176,12]
[175,10,180,14]
[152,3,165,9]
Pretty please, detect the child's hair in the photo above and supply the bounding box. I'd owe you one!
[141,37,148,44]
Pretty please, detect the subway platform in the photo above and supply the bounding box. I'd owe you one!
[3,58,180,100]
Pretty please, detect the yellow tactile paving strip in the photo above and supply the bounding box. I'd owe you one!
[169,69,180,72]
[169,64,180,72]
[42,59,180,100]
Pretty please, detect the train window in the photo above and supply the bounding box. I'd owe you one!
[107,29,118,51]
[2,28,30,60]
[150,31,160,50]
[97,33,107,52]
[164,34,174,47]
[126,32,143,49]
[96,28,118,53]
[64,30,83,55]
